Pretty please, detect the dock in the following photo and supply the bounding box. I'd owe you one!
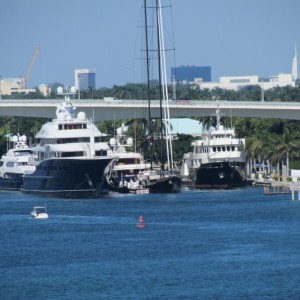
[263,182,300,201]
[289,183,300,201]
[263,182,290,195]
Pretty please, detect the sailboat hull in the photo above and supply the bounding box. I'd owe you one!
[146,175,182,193]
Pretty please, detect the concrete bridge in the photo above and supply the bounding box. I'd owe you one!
[0,99,299,122]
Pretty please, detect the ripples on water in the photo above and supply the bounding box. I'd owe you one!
[1,187,300,299]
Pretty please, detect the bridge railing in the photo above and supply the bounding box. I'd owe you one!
[1,99,300,107]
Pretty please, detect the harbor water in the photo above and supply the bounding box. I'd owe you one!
[1,186,300,299]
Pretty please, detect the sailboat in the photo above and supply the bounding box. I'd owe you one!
[137,0,181,193]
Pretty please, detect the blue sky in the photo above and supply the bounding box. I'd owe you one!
[1,0,300,88]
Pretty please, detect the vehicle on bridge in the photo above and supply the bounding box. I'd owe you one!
[104,97,122,103]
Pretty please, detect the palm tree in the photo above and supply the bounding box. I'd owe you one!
[246,136,262,175]
[273,128,300,178]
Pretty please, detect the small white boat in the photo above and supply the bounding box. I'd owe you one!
[31,206,48,219]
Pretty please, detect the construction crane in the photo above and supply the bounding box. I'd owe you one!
[22,46,41,89]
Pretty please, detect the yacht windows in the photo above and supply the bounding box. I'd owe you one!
[14,150,32,156]
[95,150,107,156]
[39,152,56,160]
[211,145,237,152]
[37,136,103,145]
[117,158,141,165]
[6,162,15,168]
[95,137,102,143]
[37,165,66,171]
[56,137,90,144]
[61,151,85,157]
[58,123,87,130]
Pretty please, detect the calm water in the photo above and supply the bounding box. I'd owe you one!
[1,186,300,299]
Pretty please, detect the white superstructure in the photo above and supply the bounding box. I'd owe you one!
[30,87,111,162]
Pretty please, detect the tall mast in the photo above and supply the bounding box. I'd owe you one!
[157,0,173,170]
[156,0,164,170]
[144,0,153,169]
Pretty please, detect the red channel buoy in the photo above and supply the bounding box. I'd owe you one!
[136,215,146,228]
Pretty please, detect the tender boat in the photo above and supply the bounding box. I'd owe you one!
[31,206,48,219]
[21,87,116,197]
[181,102,246,189]
[0,134,35,190]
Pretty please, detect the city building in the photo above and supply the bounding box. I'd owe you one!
[194,48,298,91]
[74,69,96,91]
[171,65,211,83]
[0,78,36,95]
[39,84,51,97]
[195,73,295,91]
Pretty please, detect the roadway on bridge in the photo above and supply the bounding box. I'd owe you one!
[0,99,299,121]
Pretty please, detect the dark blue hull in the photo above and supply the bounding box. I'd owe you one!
[0,174,23,191]
[196,161,246,189]
[21,158,114,197]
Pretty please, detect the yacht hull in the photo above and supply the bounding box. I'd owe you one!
[0,174,23,190]
[195,161,246,189]
[21,157,114,197]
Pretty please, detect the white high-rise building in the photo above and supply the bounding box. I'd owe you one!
[74,69,96,91]
[292,44,298,81]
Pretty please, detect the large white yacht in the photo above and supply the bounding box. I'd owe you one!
[181,103,246,188]
[0,135,35,190]
[21,88,116,197]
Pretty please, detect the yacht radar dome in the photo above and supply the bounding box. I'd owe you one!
[57,87,63,95]
[109,138,117,146]
[57,113,65,121]
[126,138,133,146]
[77,112,86,121]
[70,86,77,93]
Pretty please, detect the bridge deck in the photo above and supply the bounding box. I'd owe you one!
[0,99,299,121]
